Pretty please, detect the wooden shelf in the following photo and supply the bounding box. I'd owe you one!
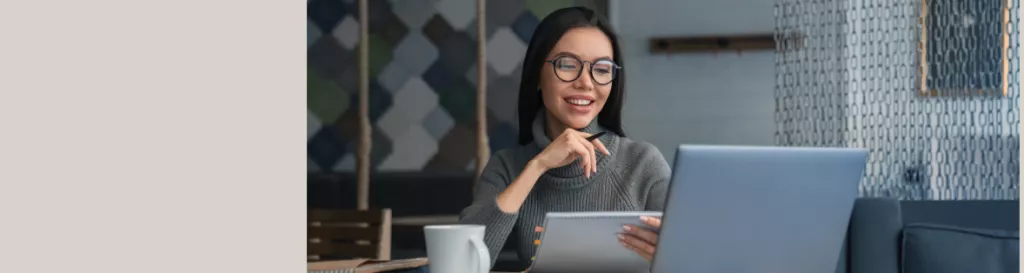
[648,33,803,54]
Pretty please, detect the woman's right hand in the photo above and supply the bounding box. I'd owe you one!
[496,129,610,213]
[530,128,610,177]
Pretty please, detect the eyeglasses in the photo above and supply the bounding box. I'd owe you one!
[545,56,621,85]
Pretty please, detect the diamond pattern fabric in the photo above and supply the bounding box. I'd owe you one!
[378,77,439,140]
[333,16,360,50]
[308,19,322,48]
[436,0,477,30]
[423,15,454,48]
[393,0,438,30]
[465,63,499,88]
[377,62,414,94]
[526,0,572,20]
[308,69,349,124]
[511,12,539,42]
[488,0,526,28]
[488,72,521,124]
[438,32,477,78]
[423,107,455,141]
[335,154,356,172]
[380,125,439,170]
[437,77,477,125]
[307,0,353,33]
[368,34,394,78]
[308,37,355,83]
[392,32,438,76]
[308,126,348,170]
[487,28,527,75]
[308,0,599,172]
[308,110,323,140]
[309,158,320,171]
[371,12,409,46]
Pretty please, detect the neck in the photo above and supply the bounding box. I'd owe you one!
[544,111,569,141]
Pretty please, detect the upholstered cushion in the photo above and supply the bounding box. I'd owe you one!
[848,198,903,273]
[901,223,1019,273]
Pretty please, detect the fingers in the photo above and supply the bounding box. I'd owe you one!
[640,216,662,230]
[558,130,587,175]
[622,224,659,246]
[593,138,610,156]
[574,131,610,156]
[574,137,597,176]
[618,233,655,261]
[581,136,608,175]
[572,131,606,176]
[567,140,592,177]
[620,221,661,261]
[558,129,611,178]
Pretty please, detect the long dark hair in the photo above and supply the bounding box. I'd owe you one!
[516,6,627,145]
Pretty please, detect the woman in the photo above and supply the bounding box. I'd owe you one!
[458,6,670,268]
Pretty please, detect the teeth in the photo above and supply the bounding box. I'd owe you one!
[567,99,593,106]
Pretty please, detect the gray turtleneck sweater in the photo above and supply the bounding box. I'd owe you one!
[458,112,672,268]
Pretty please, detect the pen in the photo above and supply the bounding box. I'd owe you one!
[585,131,607,141]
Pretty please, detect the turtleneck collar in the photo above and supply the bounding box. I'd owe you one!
[530,109,619,189]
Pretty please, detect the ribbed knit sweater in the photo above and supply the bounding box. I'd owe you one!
[458,111,672,268]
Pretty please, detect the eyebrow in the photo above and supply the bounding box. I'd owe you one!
[551,51,613,62]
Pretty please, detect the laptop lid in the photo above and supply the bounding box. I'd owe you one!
[651,145,867,273]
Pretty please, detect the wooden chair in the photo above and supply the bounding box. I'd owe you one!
[308,208,392,261]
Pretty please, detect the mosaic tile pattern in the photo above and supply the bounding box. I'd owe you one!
[308,0,606,172]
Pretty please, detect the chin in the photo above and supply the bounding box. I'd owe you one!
[559,115,596,130]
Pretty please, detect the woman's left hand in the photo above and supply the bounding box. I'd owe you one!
[618,216,661,261]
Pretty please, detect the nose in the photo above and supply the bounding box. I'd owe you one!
[573,66,595,90]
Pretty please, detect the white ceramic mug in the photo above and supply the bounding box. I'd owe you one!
[424,224,490,273]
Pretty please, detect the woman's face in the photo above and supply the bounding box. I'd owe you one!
[540,27,616,131]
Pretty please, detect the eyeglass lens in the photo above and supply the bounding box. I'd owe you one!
[552,56,617,85]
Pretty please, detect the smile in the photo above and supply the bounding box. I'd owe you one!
[566,98,593,106]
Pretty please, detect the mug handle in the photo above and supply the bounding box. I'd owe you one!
[470,237,490,273]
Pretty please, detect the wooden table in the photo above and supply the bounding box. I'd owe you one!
[309,257,522,273]
[391,215,459,226]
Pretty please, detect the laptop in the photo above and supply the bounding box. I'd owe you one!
[651,145,868,273]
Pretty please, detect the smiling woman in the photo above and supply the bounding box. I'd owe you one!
[457,6,672,270]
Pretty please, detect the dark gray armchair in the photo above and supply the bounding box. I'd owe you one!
[841,197,1019,273]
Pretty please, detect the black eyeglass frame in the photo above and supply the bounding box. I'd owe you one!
[544,56,622,85]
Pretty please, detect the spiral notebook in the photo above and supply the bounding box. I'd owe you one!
[528,211,663,273]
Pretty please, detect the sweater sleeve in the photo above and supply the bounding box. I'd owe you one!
[457,153,520,268]
[641,144,672,211]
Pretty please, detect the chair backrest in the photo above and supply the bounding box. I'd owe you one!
[900,199,1020,231]
[308,208,392,261]
[846,198,1021,273]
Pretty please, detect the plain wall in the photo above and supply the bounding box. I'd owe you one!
[612,0,779,164]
